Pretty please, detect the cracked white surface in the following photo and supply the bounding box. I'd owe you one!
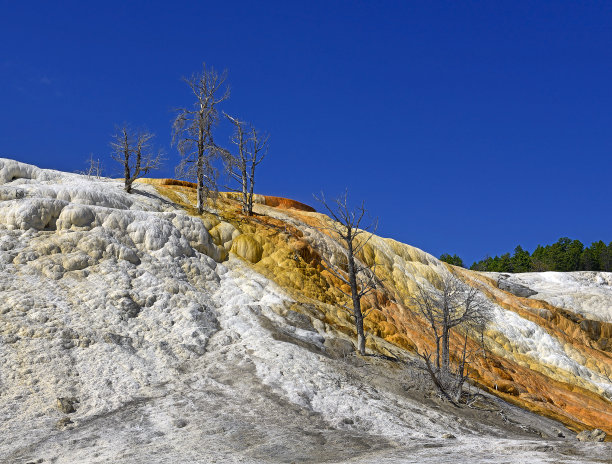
[493,272,612,323]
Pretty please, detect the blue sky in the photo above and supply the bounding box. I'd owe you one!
[1,1,611,265]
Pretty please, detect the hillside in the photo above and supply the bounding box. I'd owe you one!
[0,158,610,463]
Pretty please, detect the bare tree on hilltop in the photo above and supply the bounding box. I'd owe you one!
[110,126,163,193]
[83,153,104,179]
[224,113,269,216]
[314,191,379,356]
[172,63,230,213]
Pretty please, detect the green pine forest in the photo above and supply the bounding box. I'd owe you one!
[440,238,612,273]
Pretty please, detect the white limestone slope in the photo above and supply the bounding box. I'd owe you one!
[491,271,612,323]
[0,158,609,463]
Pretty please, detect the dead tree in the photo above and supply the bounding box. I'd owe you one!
[84,153,103,179]
[224,113,269,215]
[410,274,489,401]
[110,126,162,193]
[172,63,230,213]
[314,191,378,355]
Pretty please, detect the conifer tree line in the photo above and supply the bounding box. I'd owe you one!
[441,238,612,273]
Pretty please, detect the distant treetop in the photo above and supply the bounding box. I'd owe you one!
[439,253,464,268]
[468,238,612,273]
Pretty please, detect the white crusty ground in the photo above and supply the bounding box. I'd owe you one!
[493,271,612,323]
[0,158,610,463]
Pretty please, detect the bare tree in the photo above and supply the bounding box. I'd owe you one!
[110,126,163,193]
[172,63,230,213]
[410,274,489,402]
[224,113,269,216]
[314,191,378,355]
[84,153,104,179]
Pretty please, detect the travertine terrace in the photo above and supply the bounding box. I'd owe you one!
[0,158,610,463]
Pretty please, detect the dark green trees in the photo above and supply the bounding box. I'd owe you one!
[469,238,612,273]
[580,240,612,271]
[439,254,464,267]
[512,246,532,273]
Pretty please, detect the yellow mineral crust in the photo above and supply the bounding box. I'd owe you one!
[148,179,612,437]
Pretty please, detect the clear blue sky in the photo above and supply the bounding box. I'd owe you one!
[1,1,611,265]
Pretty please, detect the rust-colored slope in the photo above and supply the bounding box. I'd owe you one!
[371,291,612,435]
[266,206,612,436]
[137,179,315,212]
[150,181,612,437]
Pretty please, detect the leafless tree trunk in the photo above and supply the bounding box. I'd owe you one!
[246,125,268,215]
[410,274,489,401]
[314,191,378,355]
[224,113,269,216]
[453,332,471,402]
[84,153,103,179]
[172,63,230,213]
[110,126,162,193]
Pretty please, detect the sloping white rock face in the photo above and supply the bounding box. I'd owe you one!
[0,159,225,457]
[0,159,609,463]
[490,272,612,323]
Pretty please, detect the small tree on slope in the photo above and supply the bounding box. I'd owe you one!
[172,63,230,213]
[83,153,104,179]
[110,126,162,193]
[314,191,378,356]
[410,274,489,402]
[224,113,269,216]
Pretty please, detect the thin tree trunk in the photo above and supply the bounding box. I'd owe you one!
[247,162,255,216]
[197,114,205,214]
[453,332,470,402]
[125,150,141,194]
[356,317,366,355]
[241,159,248,214]
[124,162,131,192]
[197,158,204,213]
[123,133,131,193]
[441,323,450,375]
[347,241,366,355]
